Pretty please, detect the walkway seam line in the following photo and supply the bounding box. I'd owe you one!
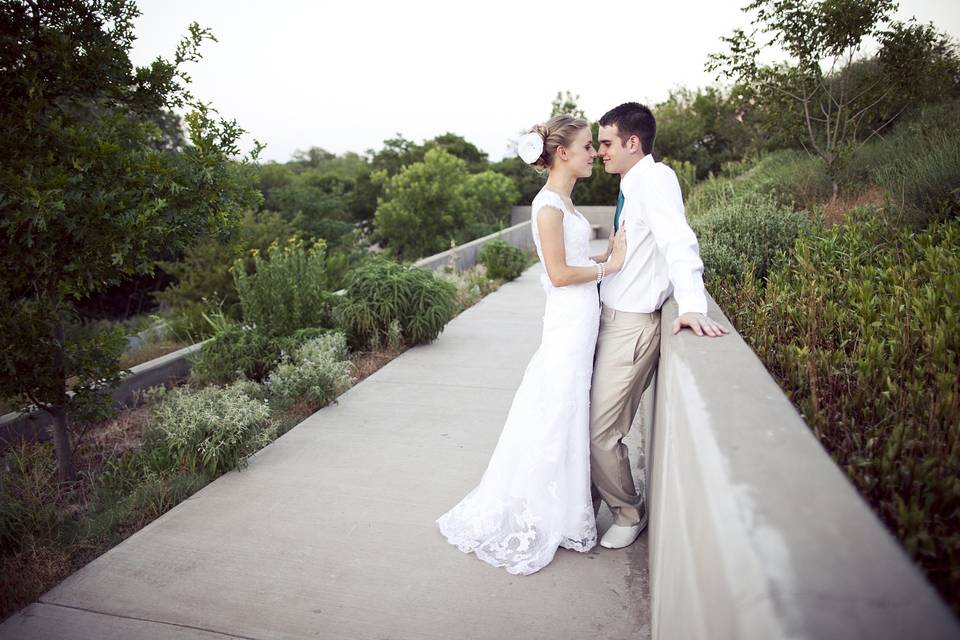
[35,600,265,640]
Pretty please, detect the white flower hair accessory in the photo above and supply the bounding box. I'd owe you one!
[517,131,544,164]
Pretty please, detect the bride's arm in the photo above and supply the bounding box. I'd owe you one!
[537,207,625,287]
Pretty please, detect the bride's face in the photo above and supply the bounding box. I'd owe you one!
[557,127,596,178]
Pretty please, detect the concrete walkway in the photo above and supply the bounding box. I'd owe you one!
[1,245,651,640]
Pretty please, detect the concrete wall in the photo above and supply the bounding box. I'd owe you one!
[0,341,206,446]
[414,220,537,273]
[648,294,960,639]
[510,205,615,237]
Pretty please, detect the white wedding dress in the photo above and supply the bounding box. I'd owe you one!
[436,188,600,575]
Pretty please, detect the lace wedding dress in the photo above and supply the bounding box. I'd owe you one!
[437,188,600,575]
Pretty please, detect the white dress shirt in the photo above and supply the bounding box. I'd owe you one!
[599,154,708,315]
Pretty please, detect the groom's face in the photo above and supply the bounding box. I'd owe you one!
[598,124,636,176]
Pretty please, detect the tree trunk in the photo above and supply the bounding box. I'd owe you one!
[50,316,75,482]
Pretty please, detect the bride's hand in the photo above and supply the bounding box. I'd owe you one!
[605,228,615,260]
[607,227,627,272]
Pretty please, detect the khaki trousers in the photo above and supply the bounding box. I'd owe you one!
[590,304,661,526]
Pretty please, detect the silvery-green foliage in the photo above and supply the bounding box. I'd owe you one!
[267,333,353,410]
[689,193,810,284]
[150,382,275,475]
[386,320,403,352]
[438,264,498,312]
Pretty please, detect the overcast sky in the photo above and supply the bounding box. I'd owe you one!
[129,0,960,164]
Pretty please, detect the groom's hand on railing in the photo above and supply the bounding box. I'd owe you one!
[672,312,729,337]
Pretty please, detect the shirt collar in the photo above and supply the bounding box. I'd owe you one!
[620,154,655,195]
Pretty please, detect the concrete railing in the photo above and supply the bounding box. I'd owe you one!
[415,204,615,274]
[414,220,536,273]
[510,204,615,236]
[647,294,960,639]
[0,341,207,446]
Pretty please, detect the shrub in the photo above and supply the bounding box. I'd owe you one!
[717,214,960,608]
[336,258,457,349]
[190,324,337,387]
[234,237,335,337]
[190,326,285,385]
[267,333,353,410]
[439,263,498,311]
[478,239,528,281]
[149,382,275,475]
[689,194,811,284]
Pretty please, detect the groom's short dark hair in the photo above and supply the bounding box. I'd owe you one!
[599,102,656,155]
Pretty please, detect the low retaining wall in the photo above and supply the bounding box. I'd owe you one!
[414,220,536,273]
[0,341,206,446]
[417,206,615,274]
[648,294,959,639]
[510,204,615,236]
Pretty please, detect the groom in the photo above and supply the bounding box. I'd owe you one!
[591,102,728,549]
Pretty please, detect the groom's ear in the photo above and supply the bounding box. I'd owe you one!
[628,135,642,154]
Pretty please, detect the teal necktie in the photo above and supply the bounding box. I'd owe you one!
[614,190,625,232]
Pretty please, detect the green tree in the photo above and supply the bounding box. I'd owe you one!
[654,86,755,179]
[550,90,587,119]
[489,155,546,206]
[369,132,489,176]
[373,148,470,260]
[0,0,262,481]
[708,0,959,197]
[461,171,520,227]
[421,133,489,173]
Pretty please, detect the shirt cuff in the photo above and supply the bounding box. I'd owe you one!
[676,290,708,316]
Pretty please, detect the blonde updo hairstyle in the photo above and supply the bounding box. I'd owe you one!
[527,114,590,171]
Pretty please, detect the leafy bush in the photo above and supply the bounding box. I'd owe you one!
[336,258,457,349]
[190,326,284,385]
[717,213,960,608]
[234,237,335,337]
[267,333,353,410]
[689,194,811,283]
[190,324,337,386]
[149,382,275,475]
[478,239,529,281]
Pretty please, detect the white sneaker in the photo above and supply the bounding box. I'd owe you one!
[600,506,648,549]
[600,524,641,549]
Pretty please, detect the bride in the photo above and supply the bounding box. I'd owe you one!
[437,115,627,575]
